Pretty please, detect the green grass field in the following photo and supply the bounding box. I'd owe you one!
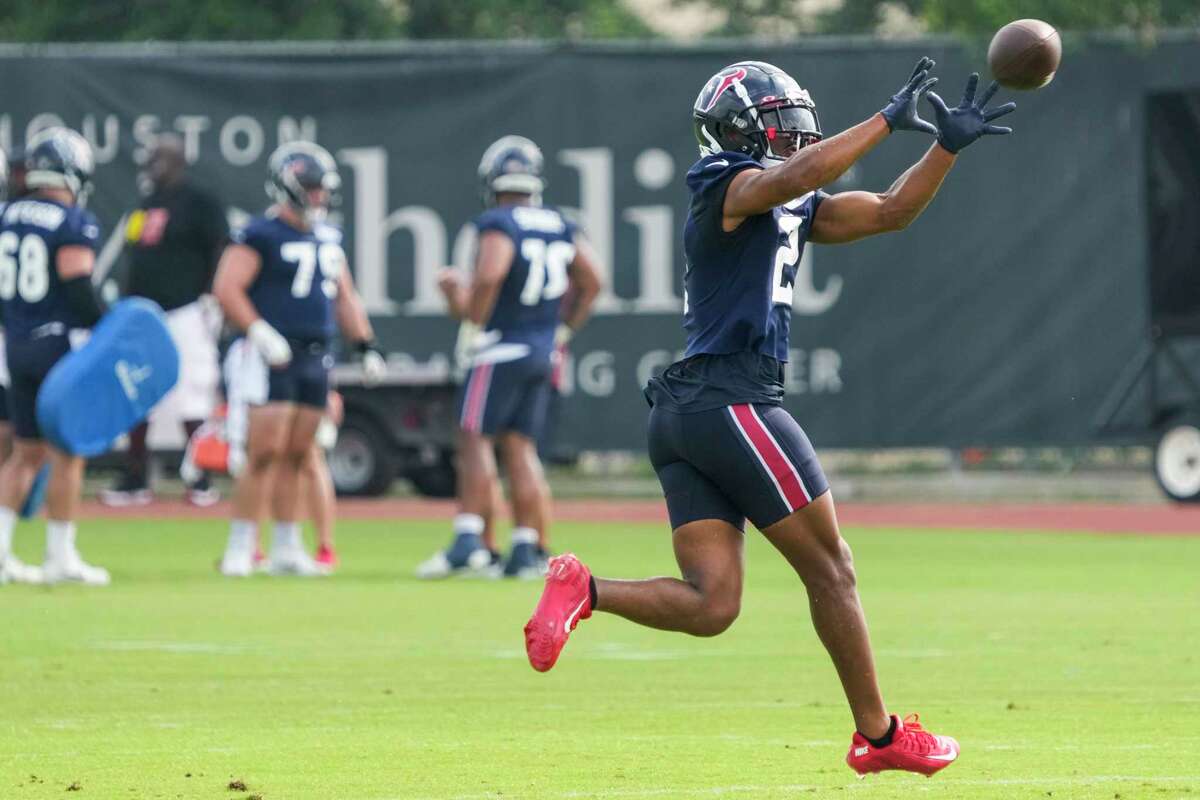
[1,516,1197,799]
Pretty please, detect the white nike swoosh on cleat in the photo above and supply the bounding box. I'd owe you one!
[925,750,958,762]
[564,597,588,633]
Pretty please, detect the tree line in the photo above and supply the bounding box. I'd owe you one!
[0,0,1195,41]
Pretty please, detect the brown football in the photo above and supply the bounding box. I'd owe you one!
[987,19,1061,90]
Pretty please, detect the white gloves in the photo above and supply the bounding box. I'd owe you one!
[362,348,387,385]
[453,322,503,372]
[248,319,292,367]
[315,417,339,450]
[227,446,247,478]
[454,321,480,373]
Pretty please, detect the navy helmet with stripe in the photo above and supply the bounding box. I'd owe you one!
[266,141,341,226]
[24,127,95,206]
[478,135,544,207]
[692,61,823,165]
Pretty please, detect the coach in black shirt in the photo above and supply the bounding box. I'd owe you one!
[101,134,227,507]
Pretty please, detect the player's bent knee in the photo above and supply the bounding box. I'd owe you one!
[299,451,321,479]
[834,538,857,584]
[283,443,312,467]
[246,447,280,474]
[693,600,740,637]
[806,538,858,594]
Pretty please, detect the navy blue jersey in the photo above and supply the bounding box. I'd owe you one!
[475,204,577,357]
[682,151,825,361]
[0,197,101,341]
[235,214,345,342]
[646,151,827,412]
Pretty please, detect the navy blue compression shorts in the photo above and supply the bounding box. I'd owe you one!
[648,402,830,532]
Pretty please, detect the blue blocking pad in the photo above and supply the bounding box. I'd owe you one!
[36,298,180,457]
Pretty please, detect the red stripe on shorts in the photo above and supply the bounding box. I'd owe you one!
[461,363,493,433]
[729,403,810,511]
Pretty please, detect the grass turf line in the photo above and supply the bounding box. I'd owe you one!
[1,517,1197,799]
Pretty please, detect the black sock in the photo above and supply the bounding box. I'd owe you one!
[863,716,897,749]
[127,421,150,482]
[588,576,598,610]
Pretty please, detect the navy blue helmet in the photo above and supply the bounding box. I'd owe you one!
[693,62,822,165]
[478,135,544,207]
[266,141,341,225]
[24,127,95,205]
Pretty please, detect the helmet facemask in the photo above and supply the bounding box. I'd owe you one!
[484,170,544,207]
[296,172,341,226]
[756,102,823,165]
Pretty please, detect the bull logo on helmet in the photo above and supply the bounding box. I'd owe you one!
[698,67,748,113]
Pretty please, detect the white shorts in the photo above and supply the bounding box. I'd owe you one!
[151,300,220,423]
[222,338,264,473]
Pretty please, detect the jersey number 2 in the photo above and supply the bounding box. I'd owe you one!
[772,215,805,308]
[519,239,574,306]
[282,241,342,300]
[0,232,51,304]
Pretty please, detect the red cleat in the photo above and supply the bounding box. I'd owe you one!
[524,553,592,672]
[846,714,959,777]
[315,544,339,569]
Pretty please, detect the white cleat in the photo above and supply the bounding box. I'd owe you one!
[267,547,331,577]
[185,486,221,508]
[98,487,153,508]
[415,550,454,579]
[415,547,496,579]
[0,554,45,585]
[42,554,110,586]
[501,543,550,581]
[219,548,255,578]
[506,561,549,581]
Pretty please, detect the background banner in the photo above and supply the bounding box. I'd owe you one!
[2,38,1192,448]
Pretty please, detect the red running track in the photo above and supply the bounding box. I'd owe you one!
[80,498,1200,535]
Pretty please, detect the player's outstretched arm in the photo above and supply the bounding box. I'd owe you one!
[723,117,889,228]
[723,57,940,228]
[811,74,1015,244]
[561,234,602,334]
[810,145,954,244]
